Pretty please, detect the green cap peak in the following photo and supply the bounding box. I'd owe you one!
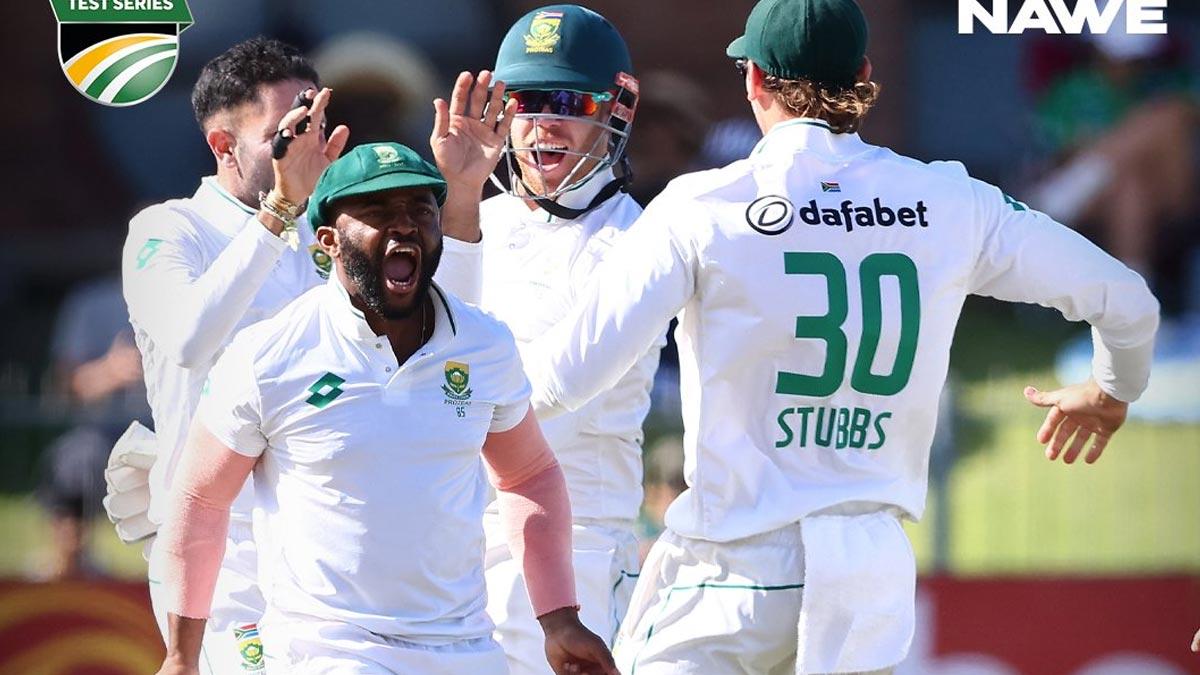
[727,0,868,87]
[494,4,632,92]
[307,142,446,231]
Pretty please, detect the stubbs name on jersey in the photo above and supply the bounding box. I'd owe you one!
[775,405,891,452]
[769,252,920,455]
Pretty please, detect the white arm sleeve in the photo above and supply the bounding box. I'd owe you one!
[433,236,484,304]
[524,191,697,416]
[122,205,287,369]
[967,180,1160,402]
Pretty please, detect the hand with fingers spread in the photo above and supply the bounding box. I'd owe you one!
[272,87,351,205]
[430,71,519,243]
[1023,378,1129,464]
[539,607,619,675]
[431,70,518,193]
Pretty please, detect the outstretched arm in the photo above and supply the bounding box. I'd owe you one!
[155,423,256,673]
[521,191,696,418]
[967,180,1159,462]
[482,408,617,675]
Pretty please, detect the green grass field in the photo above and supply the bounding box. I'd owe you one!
[903,299,1200,575]
[905,370,1200,575]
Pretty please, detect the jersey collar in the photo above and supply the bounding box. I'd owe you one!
[195,177,258,237]
[325,272,457,350]
[750,118,872,160]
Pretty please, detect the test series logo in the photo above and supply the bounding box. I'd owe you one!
[49,0,193,106]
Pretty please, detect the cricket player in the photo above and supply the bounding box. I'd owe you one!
[427,6,661,673]
[121,37,348,672]
[511,0,1162,672]
[152,142,617,675]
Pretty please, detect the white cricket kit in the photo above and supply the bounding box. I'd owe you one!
[523,119,1159,673]
[196,275,530,673]
[122,177,326,672]
[436,174,661,674]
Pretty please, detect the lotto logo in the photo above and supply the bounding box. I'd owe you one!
[958,0,1167,35]
[305,372,345,409]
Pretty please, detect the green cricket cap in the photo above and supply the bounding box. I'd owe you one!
[307,142,447,231]
[726,0,868,87]
[494,4,632,92]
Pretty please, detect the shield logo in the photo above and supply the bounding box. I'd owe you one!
[49,0,193,107]
[442,361,472,401]
[372,144,401,166]
[524,10,563,54]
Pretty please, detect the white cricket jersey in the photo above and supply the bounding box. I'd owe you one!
[195,275,531,640]
[525,118,1160,543]
[122,177,327,526]
[437,173,662,524]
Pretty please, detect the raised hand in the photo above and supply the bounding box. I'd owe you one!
[431,70,518,193]
[1023,378,1129,464]
[273,87,351,204]
[539,607,619,675]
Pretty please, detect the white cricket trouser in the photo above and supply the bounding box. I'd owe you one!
[148,521,267,673]
[614,512,912,675]
[484,514,640,675]
[259,608,508,674]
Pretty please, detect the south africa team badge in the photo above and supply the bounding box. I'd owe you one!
[442,361,472,402]
[442,361,472,418]
[232,624,265,672]
[49,0,193,107]
[524,10,563,54]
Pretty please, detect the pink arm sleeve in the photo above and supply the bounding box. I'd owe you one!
[481,407,576,617]
[158,423,257,618]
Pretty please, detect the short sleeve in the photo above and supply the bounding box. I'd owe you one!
[489,323,533,434]
[195,338,268,457]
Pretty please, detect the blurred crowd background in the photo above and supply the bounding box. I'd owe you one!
[2,1,1198,673]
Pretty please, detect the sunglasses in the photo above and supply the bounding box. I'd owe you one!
[504,89,614,117]
[734,58,749,78]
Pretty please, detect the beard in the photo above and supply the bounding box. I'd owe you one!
[232,142,275,208]
[340,231,443,320]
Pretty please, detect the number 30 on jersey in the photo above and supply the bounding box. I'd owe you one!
[776,252,920,398]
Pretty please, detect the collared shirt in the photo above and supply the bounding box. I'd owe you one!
[196,275,530,639]
[122,177,327,526]
[525,117,1159,542]
[436,169,663,524]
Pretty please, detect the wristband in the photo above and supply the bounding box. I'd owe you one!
[259,190,303,251]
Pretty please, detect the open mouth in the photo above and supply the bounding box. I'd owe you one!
[530,143,569,170]
[383,242,421,295]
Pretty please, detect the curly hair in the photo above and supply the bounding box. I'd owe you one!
[191,37,319,129]
[762,74,881,134]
